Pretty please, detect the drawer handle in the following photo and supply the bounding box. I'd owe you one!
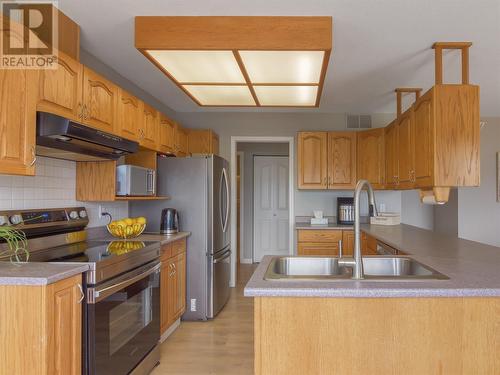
[77,283,85,304]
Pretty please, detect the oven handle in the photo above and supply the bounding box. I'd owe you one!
[87,262,161,304]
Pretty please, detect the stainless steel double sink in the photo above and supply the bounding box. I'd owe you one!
[264,256,448,281]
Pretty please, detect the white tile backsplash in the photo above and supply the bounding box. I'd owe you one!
[0,157,128,227]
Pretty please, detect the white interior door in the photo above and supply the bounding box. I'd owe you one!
[253,156,289,262]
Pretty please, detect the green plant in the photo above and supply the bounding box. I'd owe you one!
[0,226,29,263]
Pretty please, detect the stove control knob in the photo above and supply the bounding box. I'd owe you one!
[79,210,87,218]
[9,214,23,225]
[69,211,79,220]
[0,215,9,226]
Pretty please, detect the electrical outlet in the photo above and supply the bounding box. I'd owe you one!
[190,299,197,312]
[98,205,108,219]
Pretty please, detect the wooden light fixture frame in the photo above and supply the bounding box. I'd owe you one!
[135,16,332,107]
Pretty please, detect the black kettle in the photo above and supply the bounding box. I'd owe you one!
[160,208,179,235]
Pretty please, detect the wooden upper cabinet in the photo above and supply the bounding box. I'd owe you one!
[116,89,140,141]
[328,132,356,189]
[82,67,118,133]
[357,128,385,189]
[175,125,189,157]
[0,69,37,176]
[36,51,83,121]
[188,129,219,155]
[158,113,175,154]
[297,132,328,189]
[413,89,434,188]
[212,132,220,156]
[139,101,159,150]
[384,120,399,189]
[397,108,415,189]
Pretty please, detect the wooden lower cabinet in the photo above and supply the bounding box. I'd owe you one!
[298,229,377,256]
[0,274,82,375]
[298,242,340,256]
[254,297,500,375]
[160,238,187,335]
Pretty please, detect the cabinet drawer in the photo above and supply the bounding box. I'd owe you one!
[298,242,339,256]
[297,230,342,243]
[160,243,172,261]
[171,238,186,257]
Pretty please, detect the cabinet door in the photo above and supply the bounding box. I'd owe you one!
[328,132,357,189]
[158,114,175,154]
[0,69,36,176]
[166,259,178,326]
[397,108,415,189]
[36,51,83,121]
[384,120,399,189]
[175,125,189,157]
[413,90,435,188]
[212,133,219,155]
[297,132,328,189]
[357,128,385,189]
[48,275,82,375]
[117,89,140,141]
[175,252,186,318]
[160,261,170,334]
[82,67,117,133]
[298,242,340,256]
[342,230,354,256]
[187,129,211,154]
[140,102,159,150]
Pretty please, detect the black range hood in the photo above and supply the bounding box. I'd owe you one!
[36,111,138,161]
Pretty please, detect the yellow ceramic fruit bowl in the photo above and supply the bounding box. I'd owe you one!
[107,217,147,239]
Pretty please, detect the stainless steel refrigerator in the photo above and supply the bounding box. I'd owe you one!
[130,155,231,320]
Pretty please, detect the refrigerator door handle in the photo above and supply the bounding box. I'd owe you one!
[222,167,229,233]
[219,168,225,232]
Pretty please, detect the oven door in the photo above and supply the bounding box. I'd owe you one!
[86,261,160,375]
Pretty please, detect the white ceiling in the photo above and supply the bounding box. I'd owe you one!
[58,0,500,115]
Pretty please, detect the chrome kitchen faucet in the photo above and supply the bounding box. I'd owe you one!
[339,180,378,279]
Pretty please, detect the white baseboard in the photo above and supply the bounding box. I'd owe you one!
[159,318,181,343]
[240,258,253,264]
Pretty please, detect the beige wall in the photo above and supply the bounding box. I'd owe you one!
[457,117,500,246]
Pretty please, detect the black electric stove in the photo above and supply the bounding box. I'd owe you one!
[0,207,161,375]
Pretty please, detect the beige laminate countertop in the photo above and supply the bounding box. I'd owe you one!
[245,223,500,298]
[0,232,190,286]
[0,262,89,286]
[135,231,191,245]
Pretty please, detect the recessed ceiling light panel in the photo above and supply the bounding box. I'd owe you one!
[147,50,245,83]
[183,85,256,106]
[239,51,325,84]
[254,86,318,106]
[136,17,332,107]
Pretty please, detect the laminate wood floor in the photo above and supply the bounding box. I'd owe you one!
[152,264,257,375]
